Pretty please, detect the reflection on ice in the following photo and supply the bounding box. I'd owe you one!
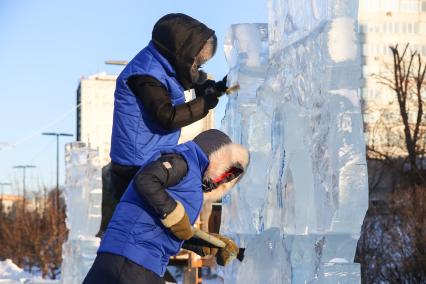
[220,0,367,282]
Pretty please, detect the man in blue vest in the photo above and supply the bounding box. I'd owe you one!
[99,14,229,236]
[84,129,250,283]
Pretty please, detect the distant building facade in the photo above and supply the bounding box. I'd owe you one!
[359,0,426,156]
[0,194,24,212]
[77,73,116,166]
[77,73,214,166]
[0,194,38,212]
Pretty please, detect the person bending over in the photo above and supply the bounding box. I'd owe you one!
[85,129,249,283]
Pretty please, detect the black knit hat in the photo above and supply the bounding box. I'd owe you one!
[193,129,232,158]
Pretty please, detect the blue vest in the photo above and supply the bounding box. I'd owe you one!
[110,41,186,166]
[98,141,209,277]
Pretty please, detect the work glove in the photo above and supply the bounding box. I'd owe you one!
[202,246,219,257]
[194,75,227,97]
[193,76,227,110]
[204,233,239,266]
[161,201,194,241]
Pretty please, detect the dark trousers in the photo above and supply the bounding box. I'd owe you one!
[83,253,165,284]
[97,162,140,236]
[110,162,140,200]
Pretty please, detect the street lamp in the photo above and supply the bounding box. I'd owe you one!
[42,132,73,191]
[42,132,73,211]
[13,165,36,198]
[0,182,12,198]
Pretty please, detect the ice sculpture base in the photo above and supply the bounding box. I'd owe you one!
[61,238,99,284]
[220,229,360,283]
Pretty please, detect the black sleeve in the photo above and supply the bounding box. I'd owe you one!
[127,75,218,131]
[181,243,205,256]
[182,237,217,256]
[133,153,188,218]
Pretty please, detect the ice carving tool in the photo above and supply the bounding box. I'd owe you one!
[225,84,240,95]
[192,227,245,262]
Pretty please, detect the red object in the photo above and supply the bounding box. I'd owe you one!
[212,167,241,184]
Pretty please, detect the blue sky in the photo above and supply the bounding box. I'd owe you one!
[0,0,268,194]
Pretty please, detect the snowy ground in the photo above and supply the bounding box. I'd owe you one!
[0,260,58,284]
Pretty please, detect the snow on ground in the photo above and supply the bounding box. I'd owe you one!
[0,259,58,284]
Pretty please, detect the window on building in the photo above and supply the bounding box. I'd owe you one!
[414,23,419,33]
[407,22,413,33]
[382,45,388,55]
[420,23,426,34]
[377,0,398,13]
[364,0,380,12]
[400,0,419,13]
[383,22,388,33]
[422,1,426,12]
[388,22,393,33]
[363,44,369,56]
[394,22,400,33]
[402,22,407,33]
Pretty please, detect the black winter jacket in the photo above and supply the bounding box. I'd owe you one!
[131,152,210,256]
[126,76,218,131]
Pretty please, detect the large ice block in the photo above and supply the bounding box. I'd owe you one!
[220,0,367,282]
[61,142,102,284]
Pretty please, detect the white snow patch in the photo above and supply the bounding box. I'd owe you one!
[0,259,56,283]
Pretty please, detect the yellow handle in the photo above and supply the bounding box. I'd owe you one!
[192,227,226,248]
[225,84,240,95]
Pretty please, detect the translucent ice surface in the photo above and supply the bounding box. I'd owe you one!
[220,0,367,283]
[61,142,102,284]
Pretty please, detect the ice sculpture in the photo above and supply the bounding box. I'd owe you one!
[220,0,368,282]
[61,142,102,284]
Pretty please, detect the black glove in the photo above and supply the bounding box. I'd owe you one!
[215,76,228,93]
[193,76,228,98]
[194,76,227,110]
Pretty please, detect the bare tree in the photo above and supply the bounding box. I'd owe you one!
[0,187,67,279]
[357,43,426,283]
[370,43,426,186]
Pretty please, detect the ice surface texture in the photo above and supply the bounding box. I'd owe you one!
[220,0,367,283]
[61,142,101,284]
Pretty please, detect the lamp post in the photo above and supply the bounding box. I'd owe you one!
[0,182,12,198]
[42,132,73,211]
[13,165,36,211]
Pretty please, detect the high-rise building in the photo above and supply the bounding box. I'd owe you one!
[77,73,214,166]
[359,0,426,155]
[77,72,116,166]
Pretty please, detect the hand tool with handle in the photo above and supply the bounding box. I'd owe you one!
[192,227,245,262]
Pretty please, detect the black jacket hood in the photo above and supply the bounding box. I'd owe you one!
[152,13,215,90]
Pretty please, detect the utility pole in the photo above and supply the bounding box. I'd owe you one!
[0,182,12,198]
[13,165,36,211]
[42,132,73,211]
